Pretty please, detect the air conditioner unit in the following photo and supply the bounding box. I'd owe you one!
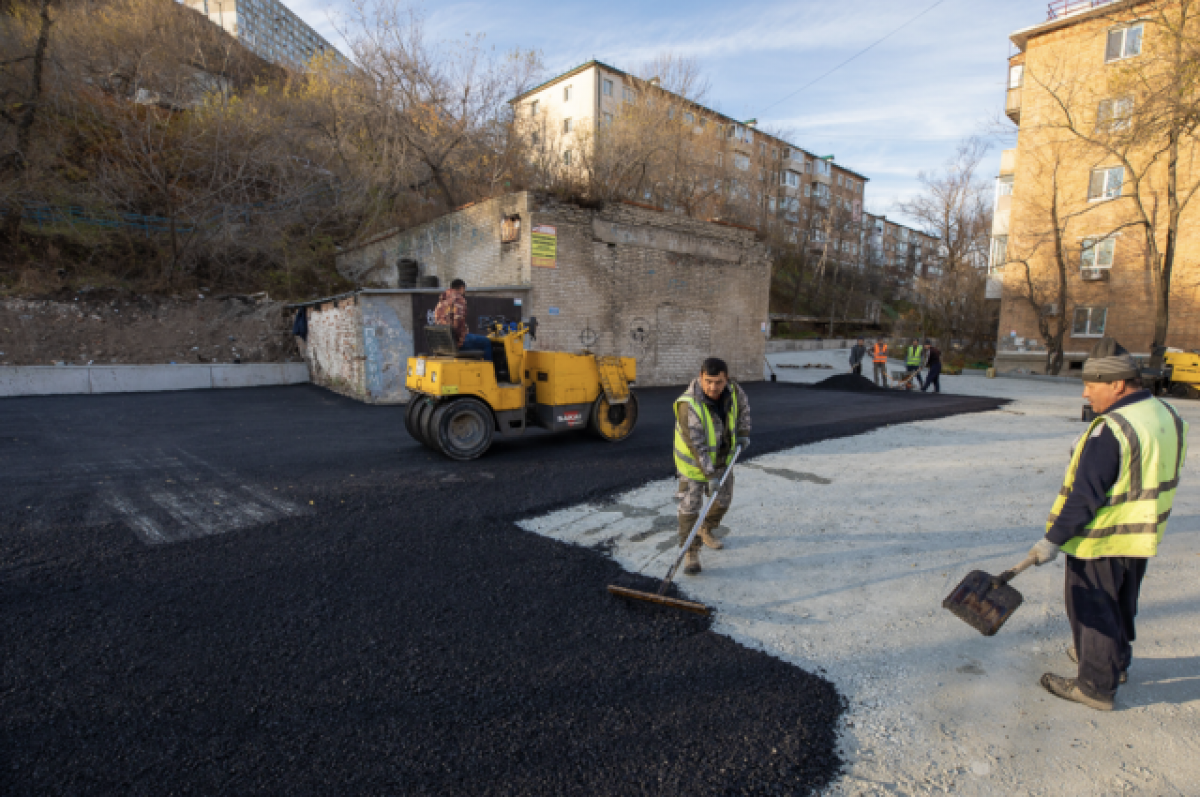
[1081,268,1109,281]
[1043,303,1060,316]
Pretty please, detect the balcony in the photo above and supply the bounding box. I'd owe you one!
[1047,0,1119,20]
[1006,88,1022,124]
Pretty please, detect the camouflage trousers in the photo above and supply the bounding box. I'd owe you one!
[675,470,735,515]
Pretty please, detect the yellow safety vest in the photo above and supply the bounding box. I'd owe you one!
[906,346,923,366]
[1047,396,1188,559]
[673,388,740,482]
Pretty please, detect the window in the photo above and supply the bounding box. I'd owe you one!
[760,143,767,156]
[1088,166,1124,200]
[804,161,812,174]
[1081,236,1116,268]
[531,131,540,146]
[684,111,694,124]
[529,100,539,116]
[990,235,1009,267]
[768,197,776,212]
[837,174,844,187]
[563,118,572,134]
[1106,24,1143,62]
[699,117,707,129]
[667,107,675,120]
[715,152,723,167]
[997,175,1014,196]
[500,215,521,243]
[603,79,613,97]
[1072,307,1108,337]
[785,171,799,188]
[603,112,613,127]
[623,86,635,103]
[804,184,811,197]
[1096,97,1134,132]
[1009,64,1024,89]
[564,85,572,102]
[781,147,790,160]
[734,154,750,170]
[563,150,572,166]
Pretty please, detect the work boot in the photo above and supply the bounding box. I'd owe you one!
[683,548,702,576]
[698,505,728,550]
[1067,646,1127,684]
[1040,673,1114,711]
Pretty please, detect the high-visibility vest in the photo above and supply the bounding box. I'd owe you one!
[872,343,888,364]
[1047,396,1188,559]
[673,388,740,482]
[906,345,923,366]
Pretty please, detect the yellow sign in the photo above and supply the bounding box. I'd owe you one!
[531,224,557,268]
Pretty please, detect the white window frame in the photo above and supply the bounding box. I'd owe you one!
[563,85,572,102]
[1072,306,1108,338]
[563,118,572,134]
[602,112,613,127]
[529,100,539,116]
[1088,166,1124,201]
[1009,64,1024,89]
[1080,236,1116,269]
[563,150,572,166]
[602,79,613,97]
[1105,24,1143,63]
[623,86,635,103]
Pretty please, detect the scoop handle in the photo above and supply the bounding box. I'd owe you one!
[993,555,1037,587]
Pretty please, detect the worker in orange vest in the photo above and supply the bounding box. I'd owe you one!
[871,339,890,387]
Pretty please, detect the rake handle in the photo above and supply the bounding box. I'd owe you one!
[659,445,745,595]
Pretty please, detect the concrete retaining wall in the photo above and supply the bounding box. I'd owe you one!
[766,339,856,353]
[0,363,309,397]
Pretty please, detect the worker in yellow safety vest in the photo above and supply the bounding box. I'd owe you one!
[905,339,924,389]
[1028,342,1188,710]
[673,357,752,576]
[872,339,889,387]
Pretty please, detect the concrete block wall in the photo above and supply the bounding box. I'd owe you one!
[525,196,771,385]
[332,192,772,388]
[305,296,366,400]
[0,363,308,397]
[359,293,414,404]
[338,195,532,289]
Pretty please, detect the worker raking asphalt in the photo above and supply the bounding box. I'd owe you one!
[0,383,1003,795]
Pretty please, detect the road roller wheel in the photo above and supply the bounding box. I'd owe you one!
[404,397,423,442]
[589,392,638,441]
[412,397,438,449]
[431,398,495,460]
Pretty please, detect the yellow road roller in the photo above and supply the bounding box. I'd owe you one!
[1162,349,1200,399]
[404,321,638,460]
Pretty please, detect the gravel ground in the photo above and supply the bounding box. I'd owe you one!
[525,350,1200,796]
[0,381,1000,796]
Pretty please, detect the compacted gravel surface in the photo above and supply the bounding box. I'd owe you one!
[0,382,1002,795]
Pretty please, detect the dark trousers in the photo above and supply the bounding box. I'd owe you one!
[1065,555,1148,699]
[922,363,941,393]
[460,333,494,362]
[905,365,922,389]
[851,363,862,376]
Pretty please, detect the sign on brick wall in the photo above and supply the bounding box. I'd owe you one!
[531,225,557,268]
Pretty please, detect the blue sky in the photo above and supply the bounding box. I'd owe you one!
[290,0,1050,225]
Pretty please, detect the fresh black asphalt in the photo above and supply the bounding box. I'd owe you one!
[1,381,1004,795]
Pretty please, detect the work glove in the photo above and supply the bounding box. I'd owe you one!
[1028,538,1060,566]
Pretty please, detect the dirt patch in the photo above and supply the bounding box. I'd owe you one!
[0,290,299,365]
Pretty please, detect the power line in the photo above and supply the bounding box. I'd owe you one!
[757,0,954,116]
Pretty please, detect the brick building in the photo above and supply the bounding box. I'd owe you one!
[304,192,771,402]
[994,0,1200,373]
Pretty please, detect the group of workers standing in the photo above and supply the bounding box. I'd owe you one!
[673,342,1187,714]
[848,337,943,392]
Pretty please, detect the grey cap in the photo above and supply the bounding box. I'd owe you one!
[1082,354,1139,383]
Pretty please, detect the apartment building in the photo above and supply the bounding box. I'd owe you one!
[994,0,1200,373]
[184,0,346,68]
[863,213,940,287]
[509,61,869,251]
